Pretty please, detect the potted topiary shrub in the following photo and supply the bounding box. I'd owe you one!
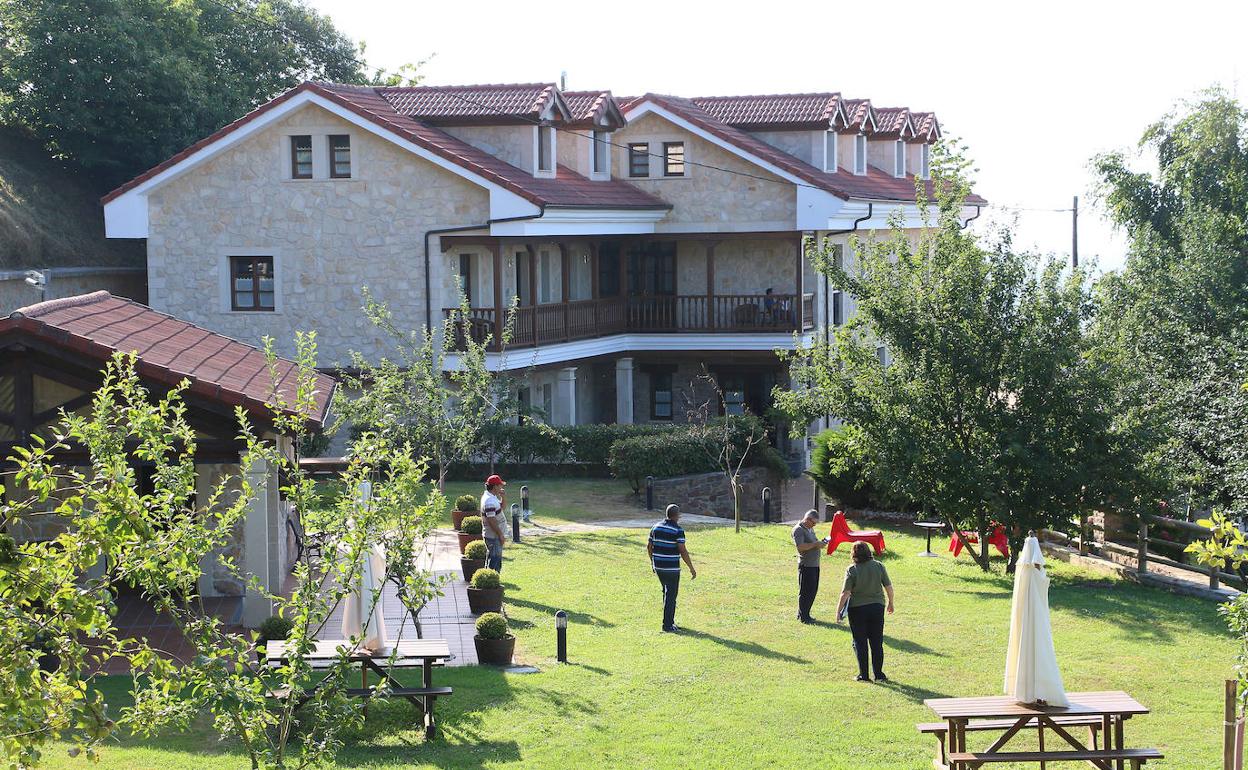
[256,614,293,662]
[466,567,504,614]
[452,494,478,531]
[458,515,483,554]
[473,612,514,666]
[462,538,488,582]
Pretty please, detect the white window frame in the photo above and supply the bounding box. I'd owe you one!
[824,130,838,172]
[894,140,906,178]
[219,247,282,314]
[920,143,931,180]
[590,130,610,179]
[854,134,867,175]
[535,124,555,177]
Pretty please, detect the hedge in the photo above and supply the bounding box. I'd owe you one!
[478,422,681,467]
[807,425,917,511]
[606,417,789,492]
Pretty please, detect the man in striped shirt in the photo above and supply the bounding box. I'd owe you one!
[647,504,697,633]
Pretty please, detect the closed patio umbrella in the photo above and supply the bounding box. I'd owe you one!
[341,481,388,653]
[1003,533,1068,707]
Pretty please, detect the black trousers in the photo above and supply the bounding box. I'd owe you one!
[656,570,680,629]
[847,602,886,677]
[797,565,820,621]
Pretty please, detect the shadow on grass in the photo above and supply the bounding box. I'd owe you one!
[680,628,811,664]
[874,678,953,703]
[884,635,945,657]
[503,595,617,628]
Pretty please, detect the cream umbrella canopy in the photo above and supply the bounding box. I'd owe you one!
[341,481,388,654]
[1003,533,1069,706]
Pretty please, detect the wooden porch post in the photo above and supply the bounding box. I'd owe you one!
[705,242,716,331]
[492,239,504,352]
[526,244,538,344]
[559,243,570,341]
[795,235,805,330]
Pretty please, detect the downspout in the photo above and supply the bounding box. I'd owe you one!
[822,202,873,347]
[424,206,546,330]
[959,205,982,230]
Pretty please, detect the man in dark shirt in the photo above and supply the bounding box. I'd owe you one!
[647,504,697,633]
[792,509,829,623]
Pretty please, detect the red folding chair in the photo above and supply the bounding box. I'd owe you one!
[826,510,886,555]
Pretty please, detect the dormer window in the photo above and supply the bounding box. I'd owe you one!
[894,140,906,178]
[329,135,351,178]
[290,135,312,179]
[592,131,608,175]
[824,131,838,172]
[920,144,931,180]
[536,125,554,174]
[854,134,867,175]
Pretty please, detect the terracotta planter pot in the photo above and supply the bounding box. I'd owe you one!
[474,634,515,666]
[461,557,485,582]
[452,508,476,531]
[457,532,482,554]
[466,586,504,615]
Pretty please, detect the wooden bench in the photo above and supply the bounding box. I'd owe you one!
[947,747,1162,768]
[917,717,1103,768]
[345,686,454,739]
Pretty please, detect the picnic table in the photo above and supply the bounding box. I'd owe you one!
[266,638,453,739]
[922,691,1161,769]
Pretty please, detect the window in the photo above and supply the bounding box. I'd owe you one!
[290,135,312,179]
[663,142,685,177]
[720,373,746,416]
[627,241,676,295]
[824,131,838,172]
[229,256,275,311]
[598,242,621,297]
[894,140,906,177]
[920,143,931,179]
[628,142,649,177]
[329,134,351,178]
[517,386,531,424]
[876,345,888,366]
[541,383,553,420]
[538,249,555,303]
[832,292,844,326]
[537,125,553,172]
[458,254,473,303]
[854,134,867,175]
[592,131,608,174]
[650,372,673,420]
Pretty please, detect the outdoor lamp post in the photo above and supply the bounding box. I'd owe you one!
[645,475,654,511]
[510,503,521,542]
[521,485,530,522]
[762,487,772,524]
[555,610,568,663]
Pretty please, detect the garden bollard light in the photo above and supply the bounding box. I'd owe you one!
[511,503,521,543]
[762,487,772,524]
[555,610,568,663]
[645,475,654,511]
[521,485,531,522]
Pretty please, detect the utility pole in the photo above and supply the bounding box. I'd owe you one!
[1071,195,1079,269]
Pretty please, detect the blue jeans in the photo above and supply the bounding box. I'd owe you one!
[485,538,503,572]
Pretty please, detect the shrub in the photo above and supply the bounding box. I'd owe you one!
[807,425,914,510]
[470,568,501,590]
[608,431,715,492]
[455,494,478,512]
[258,615,293,644]
[475,612,509,640]
[460,515,483,535]
[463,539,489,561]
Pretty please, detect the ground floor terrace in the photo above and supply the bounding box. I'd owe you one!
[439,231,818,352]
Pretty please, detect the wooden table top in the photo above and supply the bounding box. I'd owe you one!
[925,691,1149,720]
[266,638,451,664]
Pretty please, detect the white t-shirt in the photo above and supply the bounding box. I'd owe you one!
[480,491,503,540]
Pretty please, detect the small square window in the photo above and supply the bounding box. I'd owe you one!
[628,143,649,177]
[651,372,673,420]
[329,134,351,178]
[230,256,275,311]
[290,135,312,179]
[592,131,608,174]
[663,142,685,177]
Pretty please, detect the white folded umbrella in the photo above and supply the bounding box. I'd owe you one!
[340,481,388,653]
[1004,535,1069,707]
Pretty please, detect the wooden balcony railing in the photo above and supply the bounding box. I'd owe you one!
[444,293,816,351]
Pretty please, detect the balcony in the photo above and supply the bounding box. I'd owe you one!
[445,293,815,351]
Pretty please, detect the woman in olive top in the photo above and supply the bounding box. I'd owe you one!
[835,541,894,682]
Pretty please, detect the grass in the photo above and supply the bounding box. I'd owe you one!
[438,478,648,527]
[39,522,1234,769]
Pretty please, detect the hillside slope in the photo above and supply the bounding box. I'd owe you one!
[0,126,144,270]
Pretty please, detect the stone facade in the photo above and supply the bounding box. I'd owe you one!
[146,102,491,366]
[652,466,786,522]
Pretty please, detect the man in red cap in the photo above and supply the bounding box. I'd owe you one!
[480,475,507,572]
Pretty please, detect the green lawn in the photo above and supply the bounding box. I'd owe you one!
[42,523,1233,768]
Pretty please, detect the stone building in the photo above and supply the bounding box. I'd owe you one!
[101,81,984,461]
[0,291,335,627]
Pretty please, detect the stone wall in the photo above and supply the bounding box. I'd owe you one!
[651,466,785,522]
[146,101,491,366]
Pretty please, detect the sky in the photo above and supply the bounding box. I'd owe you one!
[307,0,1248,275]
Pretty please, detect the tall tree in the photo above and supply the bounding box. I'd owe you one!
[0,0,368,187]
[776,146,1136,570]
[1092,87,1248,517]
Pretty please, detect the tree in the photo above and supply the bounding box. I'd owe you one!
[776,144,1135,570]
[0,0,370,187]
[334,290,517,491]
[1,340,444,768]
[685,368,768,533]
[1091,87,1248,519]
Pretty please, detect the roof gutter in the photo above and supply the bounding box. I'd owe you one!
[423,207,546,330]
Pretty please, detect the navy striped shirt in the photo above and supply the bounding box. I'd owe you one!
[649,519,685,573]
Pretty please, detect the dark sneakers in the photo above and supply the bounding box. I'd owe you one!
[662,625,681,633]
[855,675,870,682]
[874,673,888,682]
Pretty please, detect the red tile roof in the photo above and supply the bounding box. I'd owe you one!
[2,292,335,427]
[561,90,626,129]
[691,93,842,130]
[377,83,565,124]
[104,82,669,212]
[873,107,912,139]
